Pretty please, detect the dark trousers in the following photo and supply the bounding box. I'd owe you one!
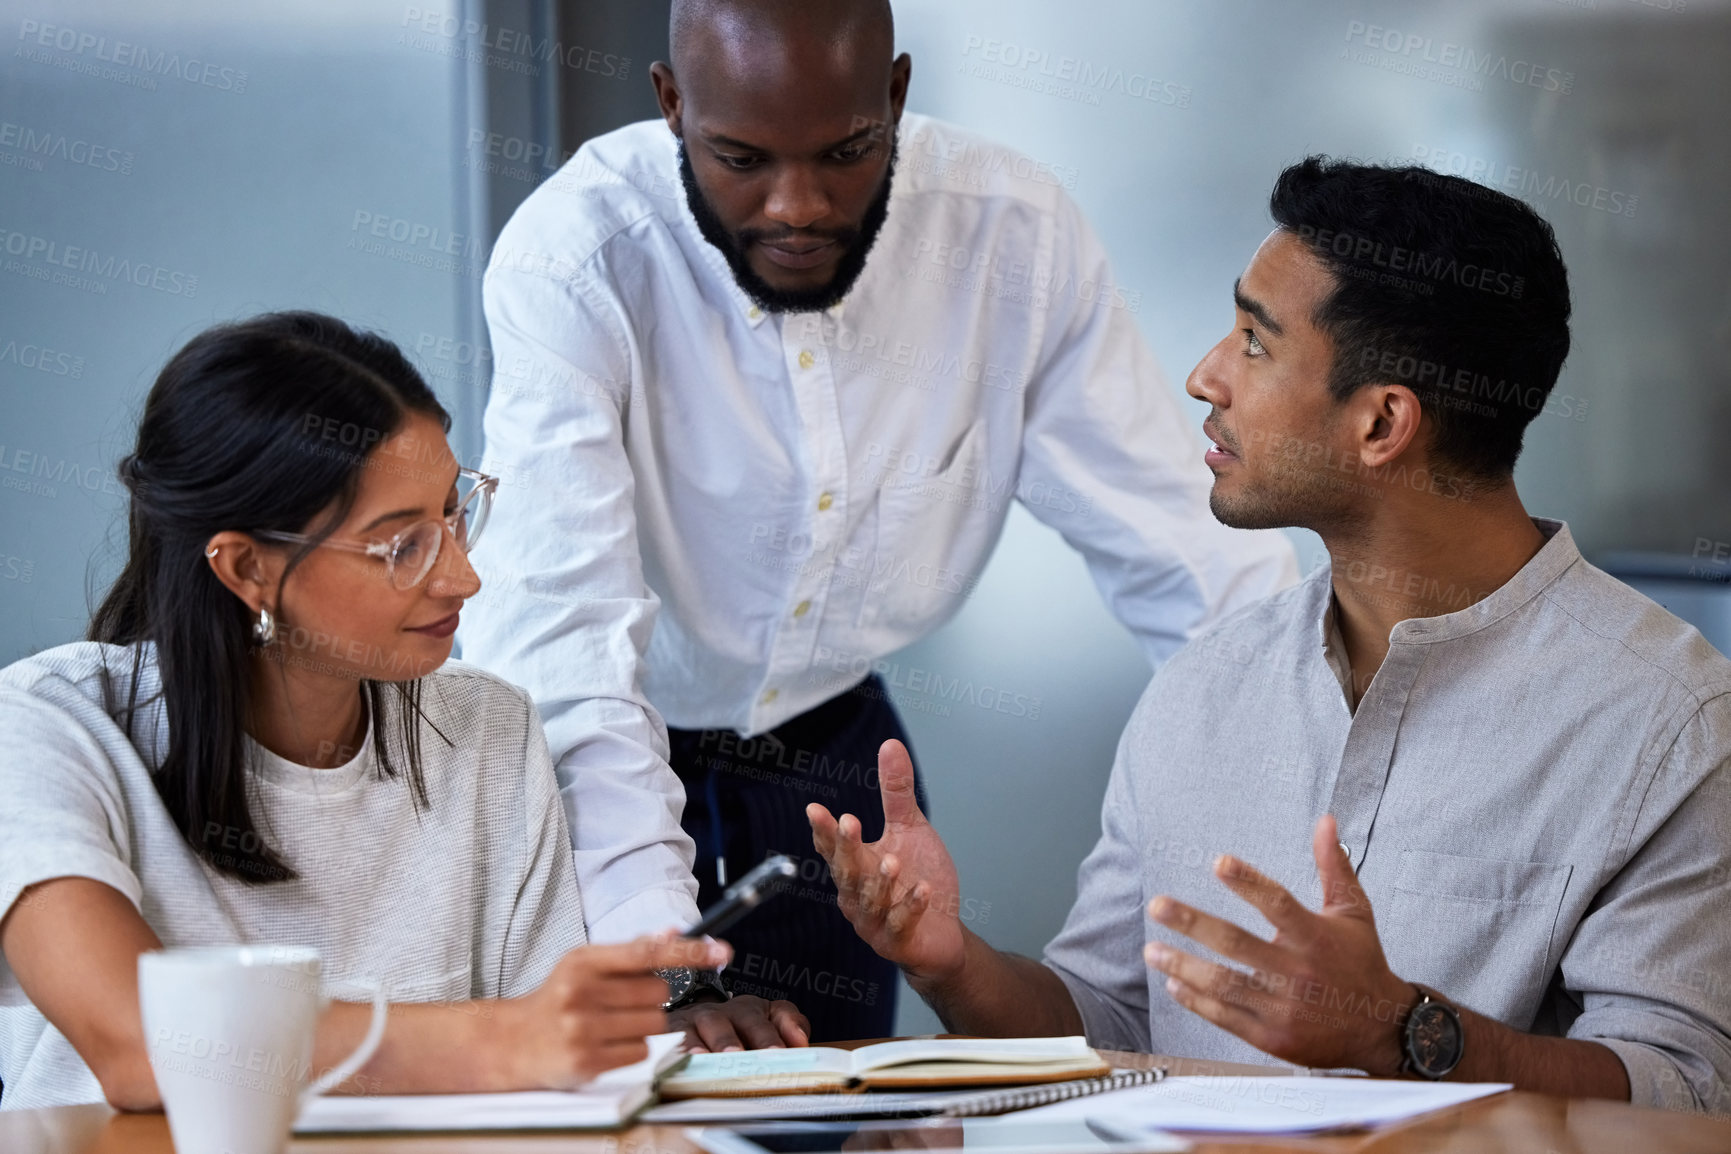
[668,676,923,1042]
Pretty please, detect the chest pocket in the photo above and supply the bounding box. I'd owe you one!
[856,421,1000,634]
[1378,849,1573,1026]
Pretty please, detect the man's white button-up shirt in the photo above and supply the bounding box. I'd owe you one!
[458,114,1298,941]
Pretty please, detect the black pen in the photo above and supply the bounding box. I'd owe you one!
[681,853,798,940]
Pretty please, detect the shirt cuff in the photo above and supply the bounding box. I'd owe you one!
[1592,1036,1718,1113]
[583,885,700,945]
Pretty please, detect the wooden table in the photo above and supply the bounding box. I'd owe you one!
[6,1047,1731,1154]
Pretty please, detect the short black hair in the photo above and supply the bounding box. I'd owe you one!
[1269,156,1571,480]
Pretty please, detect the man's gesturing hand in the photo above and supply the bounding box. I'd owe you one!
[499,934,730,1088]
[806,739,965,983]
[1142,815,1417,1075]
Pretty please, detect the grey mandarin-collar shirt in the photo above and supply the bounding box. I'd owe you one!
[1043,519,1731,1112]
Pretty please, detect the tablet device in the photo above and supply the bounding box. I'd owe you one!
[687,1117,1189,1154]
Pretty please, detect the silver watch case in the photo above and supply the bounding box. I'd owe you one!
[656,966,729,1010]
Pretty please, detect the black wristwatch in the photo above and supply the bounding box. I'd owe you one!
[1399,985,1464,1079]
[657,967,730,1011]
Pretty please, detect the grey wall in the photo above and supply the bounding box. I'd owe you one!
[0,0,479,659]
[3,0,1726,1039]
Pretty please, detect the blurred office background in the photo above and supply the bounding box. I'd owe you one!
[3,0,1727,1033]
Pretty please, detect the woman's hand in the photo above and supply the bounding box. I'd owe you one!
[495,934,730,1088]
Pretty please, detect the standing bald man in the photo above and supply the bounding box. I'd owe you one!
[459,0,1295,1042]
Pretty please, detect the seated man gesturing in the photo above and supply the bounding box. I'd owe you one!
[806,158,1731,1112]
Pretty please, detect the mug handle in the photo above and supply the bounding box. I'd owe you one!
[300,977,388,1103]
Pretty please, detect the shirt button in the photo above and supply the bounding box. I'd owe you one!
[748,306,762,320]
[817,492,834,512]
[793,600,811,618]
[760,688,779,705]
[798,349,815,370]
[1338,840,1354,866]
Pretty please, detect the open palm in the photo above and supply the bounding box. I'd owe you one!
[806,740,966,982]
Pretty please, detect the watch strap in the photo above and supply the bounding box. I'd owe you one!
[663,966,730,1011]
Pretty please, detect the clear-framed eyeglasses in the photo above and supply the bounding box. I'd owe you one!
[253,466,497,591]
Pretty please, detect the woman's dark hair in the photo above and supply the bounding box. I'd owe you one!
[1269,155,1572,481]
[89,311,454,883]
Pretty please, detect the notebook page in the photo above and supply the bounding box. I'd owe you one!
[850,1037,1096,1071]
[294,1032,686,1133]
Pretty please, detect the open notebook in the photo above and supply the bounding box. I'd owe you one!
[659,1037,1111,1099]
[293,1032,689,1133]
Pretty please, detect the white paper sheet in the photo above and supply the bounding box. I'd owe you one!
[293,1031,687,1133]
[1019,1076,1511,1134]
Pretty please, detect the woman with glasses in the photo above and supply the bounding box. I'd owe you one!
[0,312,801,1112]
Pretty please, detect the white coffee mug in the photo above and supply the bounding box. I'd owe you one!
[139,945,387,1154]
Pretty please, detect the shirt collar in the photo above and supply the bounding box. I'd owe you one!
[1318,595,1355,703]
[245,692,376,796]
[1390,517,1577,644]
[670,163,764,326]
[1311,517,1581,654]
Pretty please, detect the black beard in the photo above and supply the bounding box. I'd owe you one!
[677,136,897,315]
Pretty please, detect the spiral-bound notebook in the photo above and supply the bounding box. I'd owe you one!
[641,1067,1168,1123]
[942,1067,1168,1116]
